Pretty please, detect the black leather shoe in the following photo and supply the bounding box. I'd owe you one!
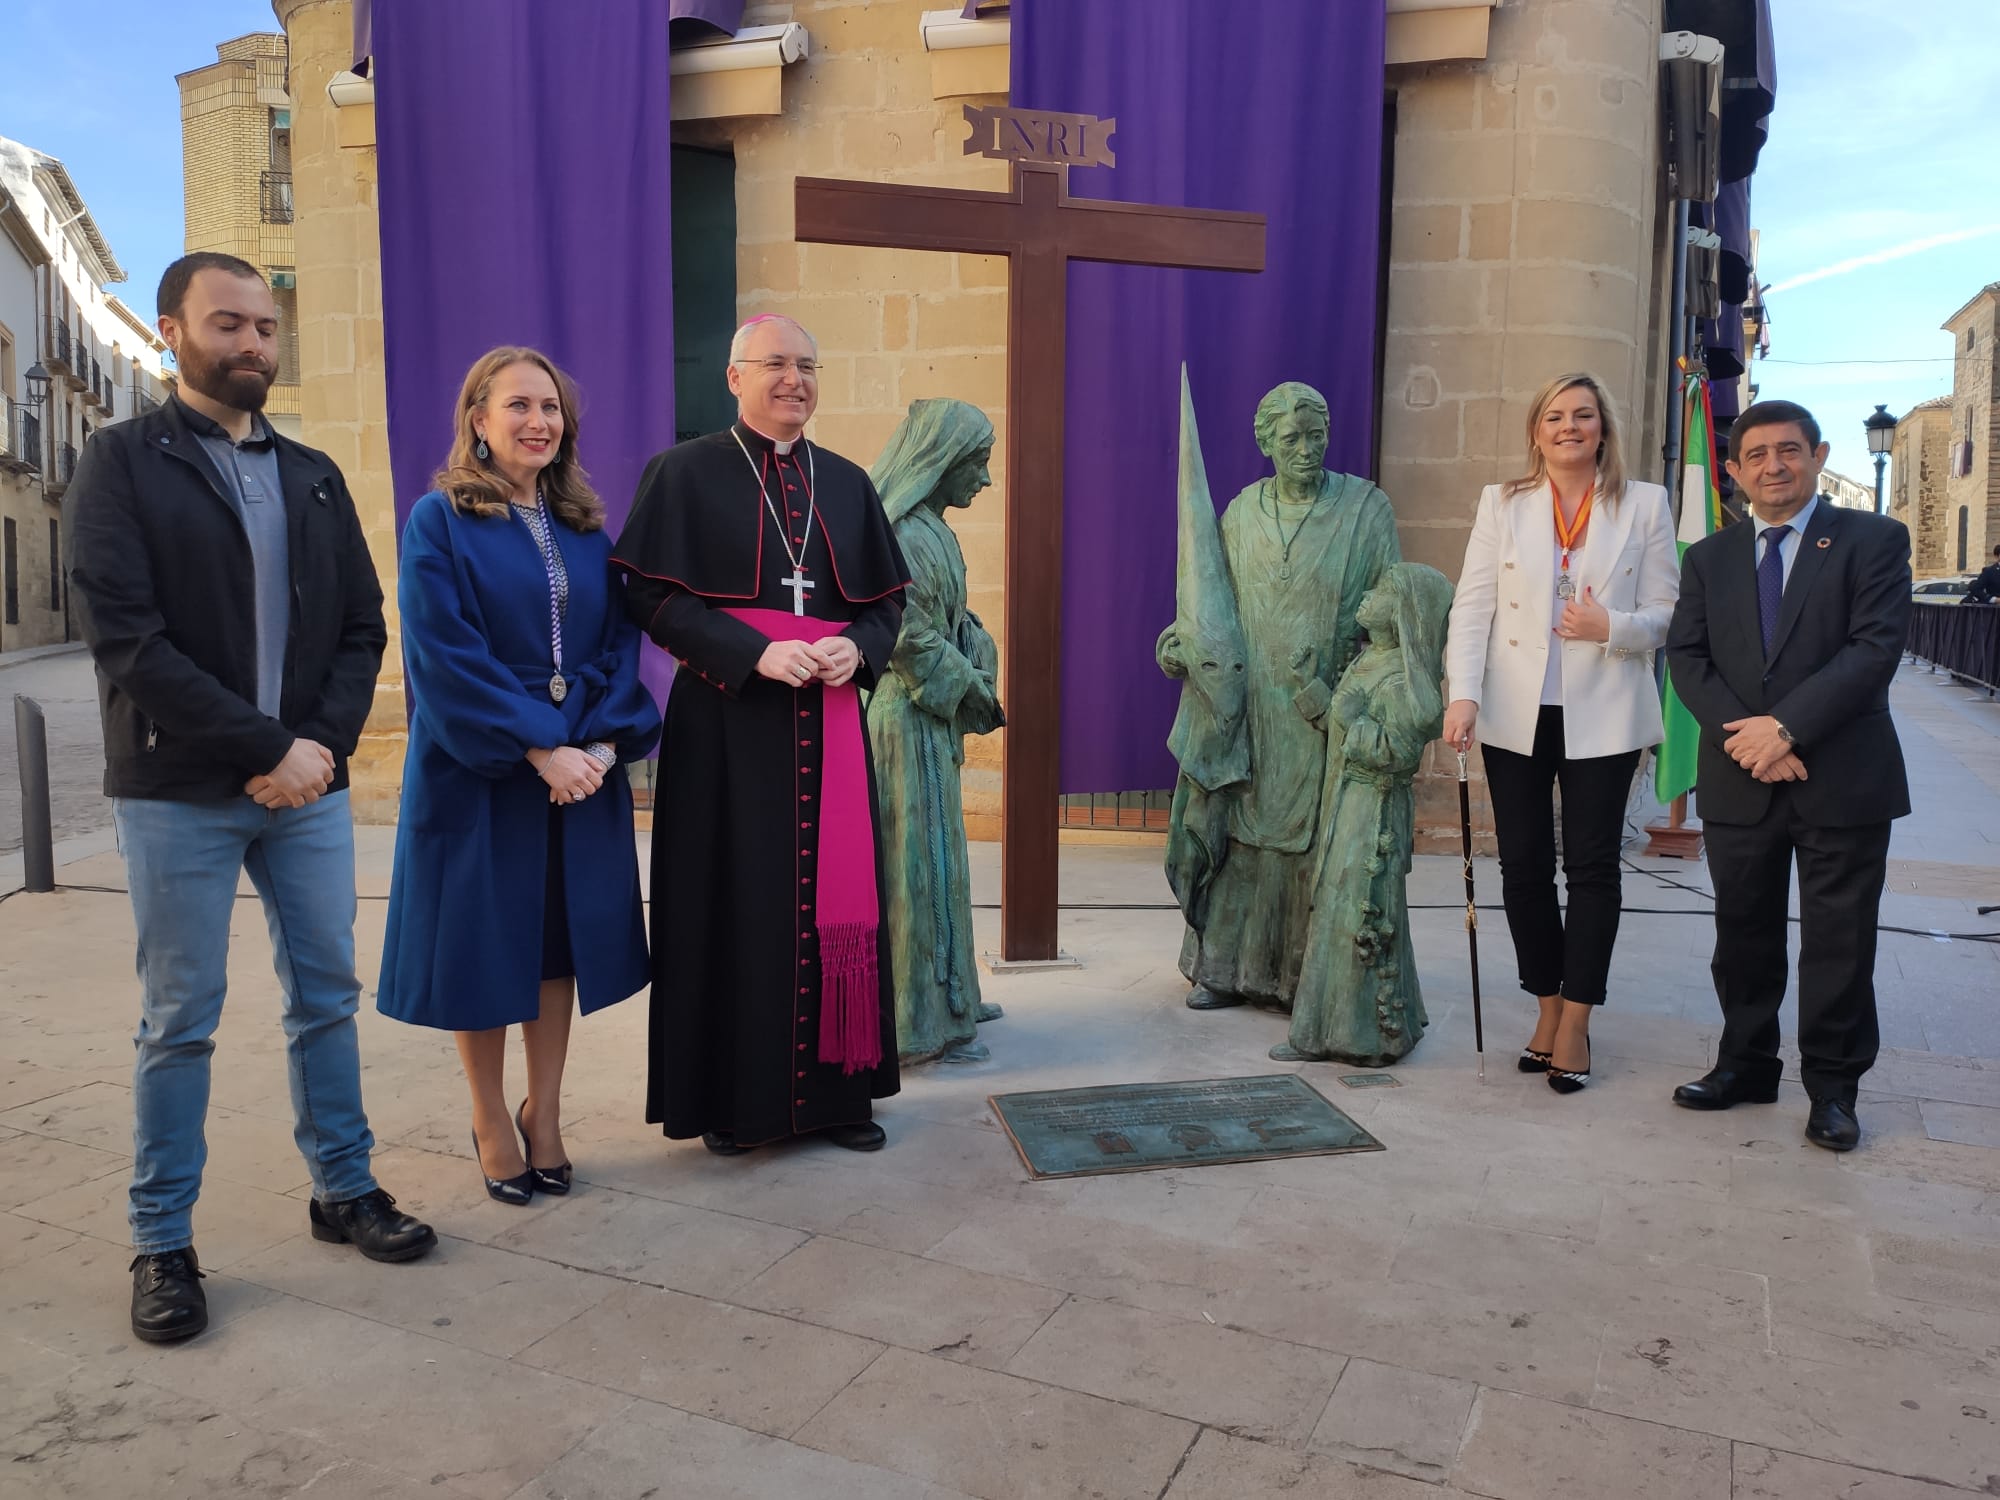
[1517,1049,1553,1074]
[702,1131,752,1157]
[516,1101,572,1195]
[130,1247,207,1343]
[1806,1096,1861,1152]
[823,1120,887,1152]
[1672,1067,1781,1111]
[309,1190,438,1262]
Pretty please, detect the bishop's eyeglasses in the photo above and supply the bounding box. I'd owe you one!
[734,357,820,378]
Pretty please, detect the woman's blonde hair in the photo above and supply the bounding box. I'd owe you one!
[434,347,604,531]
[1502,371,1628,505]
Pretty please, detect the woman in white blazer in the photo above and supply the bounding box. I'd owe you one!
[1442,372,1679,1093]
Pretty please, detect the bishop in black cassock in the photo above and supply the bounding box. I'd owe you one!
[612,316,910,1153]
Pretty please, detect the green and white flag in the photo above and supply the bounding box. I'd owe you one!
[1655,370,1722,804]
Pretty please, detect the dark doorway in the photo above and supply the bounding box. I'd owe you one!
[671,145,738,445]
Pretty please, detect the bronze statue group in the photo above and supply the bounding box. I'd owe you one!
[66,254,1912,1347]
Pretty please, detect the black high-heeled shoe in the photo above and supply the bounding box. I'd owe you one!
[1517,1048,1553,1074]
[516,1101,573,1195]
[473,1129,536,1206]
[1547,1039,1591,1095]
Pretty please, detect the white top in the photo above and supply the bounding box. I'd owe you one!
[1443,479,1682,759]
[1541,540,1565,706]
[1752,494,1816,590]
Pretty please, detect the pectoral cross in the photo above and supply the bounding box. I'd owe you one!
[783,567,815,616]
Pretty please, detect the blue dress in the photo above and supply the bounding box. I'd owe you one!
[379,490,661,1031]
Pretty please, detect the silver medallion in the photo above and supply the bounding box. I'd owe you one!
[550,672,568,703]
[1555,573,1576,601]
[1279,564,1292,581]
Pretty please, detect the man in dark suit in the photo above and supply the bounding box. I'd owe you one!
[1965,544,2000,605]
[1665,399,1912,1151]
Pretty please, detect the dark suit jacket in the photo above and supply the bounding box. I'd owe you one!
[1665,502,1911,827]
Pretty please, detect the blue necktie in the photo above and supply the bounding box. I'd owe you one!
[1757,524,1791,656]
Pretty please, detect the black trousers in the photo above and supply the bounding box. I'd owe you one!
[1482,706,1641,1007]
[1703,790,1889,1103]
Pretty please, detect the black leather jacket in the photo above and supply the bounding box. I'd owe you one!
[62,398,386,801]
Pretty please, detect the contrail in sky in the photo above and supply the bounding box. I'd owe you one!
[1768,224,2000,295]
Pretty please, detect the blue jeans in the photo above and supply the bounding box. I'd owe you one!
[115,791,377,1253]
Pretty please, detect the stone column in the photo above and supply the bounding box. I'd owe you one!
[272,0,404,824]
[1380,0,1667,847]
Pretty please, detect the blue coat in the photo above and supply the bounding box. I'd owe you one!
[379,490,661,1031]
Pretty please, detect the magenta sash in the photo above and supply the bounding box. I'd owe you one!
[721,608,882,1073]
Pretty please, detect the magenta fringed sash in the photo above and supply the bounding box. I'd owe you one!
[722,608,882,1073]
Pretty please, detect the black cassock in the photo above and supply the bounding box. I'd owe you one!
[613,425,909,1144]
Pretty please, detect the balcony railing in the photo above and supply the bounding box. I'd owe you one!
[46,321,73,374]
[45,441,78,495]
[0,398,42,475]
[261,169,294,224]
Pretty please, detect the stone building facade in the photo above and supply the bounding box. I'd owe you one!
[273,0,1714,841]
[178,33,303,437]
[1941,283,1998,576]
[1889,398,1953,578]
[0,137,169,653]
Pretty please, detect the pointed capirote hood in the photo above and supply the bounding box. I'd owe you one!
[1165,364,1250,793]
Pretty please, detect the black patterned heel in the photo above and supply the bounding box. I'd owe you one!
[1547,1041,1591,1095]
[473,1129,536,1206]
[1517,1049,1552,1074]
[516,1102,572,1195]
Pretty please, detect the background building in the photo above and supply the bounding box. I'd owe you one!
[273,0,1773,838]
[0,137,169,653]
[1941,282,1997,576]
[177,32,300,438]
[1890,397,1954,577]
[1817,466,1874,512]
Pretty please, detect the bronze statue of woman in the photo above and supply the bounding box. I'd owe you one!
[868,399,1006,1063]
[1276,562,1454,1066]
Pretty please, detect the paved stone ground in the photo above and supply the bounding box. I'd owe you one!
[1,664,1997,1499]
[0,644,106,857]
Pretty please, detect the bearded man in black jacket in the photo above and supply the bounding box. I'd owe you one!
[64,253,434,1345]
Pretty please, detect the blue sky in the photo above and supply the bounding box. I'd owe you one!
[6,1,280,319]
[1753,0,2000,482]
[4,0,1996,487]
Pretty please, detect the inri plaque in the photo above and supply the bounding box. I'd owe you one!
[989,1074,1384,1180]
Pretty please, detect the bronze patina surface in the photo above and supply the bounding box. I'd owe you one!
[989,1074,1382,1179]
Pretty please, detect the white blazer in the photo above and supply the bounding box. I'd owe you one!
[1443,479,1679,759]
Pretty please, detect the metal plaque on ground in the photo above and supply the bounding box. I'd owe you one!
[989,1074,1384,1179]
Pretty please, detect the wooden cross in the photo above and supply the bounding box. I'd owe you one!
[796,144,1265,962]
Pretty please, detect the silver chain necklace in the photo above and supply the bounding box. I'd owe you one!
[731,427,819,615]
[512,491,570,702]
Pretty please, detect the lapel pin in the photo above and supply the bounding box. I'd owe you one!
[1816,537,1831,549]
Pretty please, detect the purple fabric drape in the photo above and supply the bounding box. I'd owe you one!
[374,2,687,709]
[373,2,677,544]
[355,0,745,68]
[1012,0,1387,794]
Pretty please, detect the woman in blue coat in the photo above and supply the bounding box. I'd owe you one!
[379,347,659,1205]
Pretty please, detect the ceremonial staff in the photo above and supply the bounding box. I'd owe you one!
[1457,749,1485,1080]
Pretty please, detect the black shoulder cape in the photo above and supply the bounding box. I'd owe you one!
[611,426,906,603]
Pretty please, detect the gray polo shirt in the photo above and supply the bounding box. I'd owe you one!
[178,398,289,718]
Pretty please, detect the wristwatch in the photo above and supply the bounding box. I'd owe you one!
[1774,721,1795,746]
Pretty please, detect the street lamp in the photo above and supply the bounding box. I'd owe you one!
[24,362,50,409]
[1865,404,1897,515]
